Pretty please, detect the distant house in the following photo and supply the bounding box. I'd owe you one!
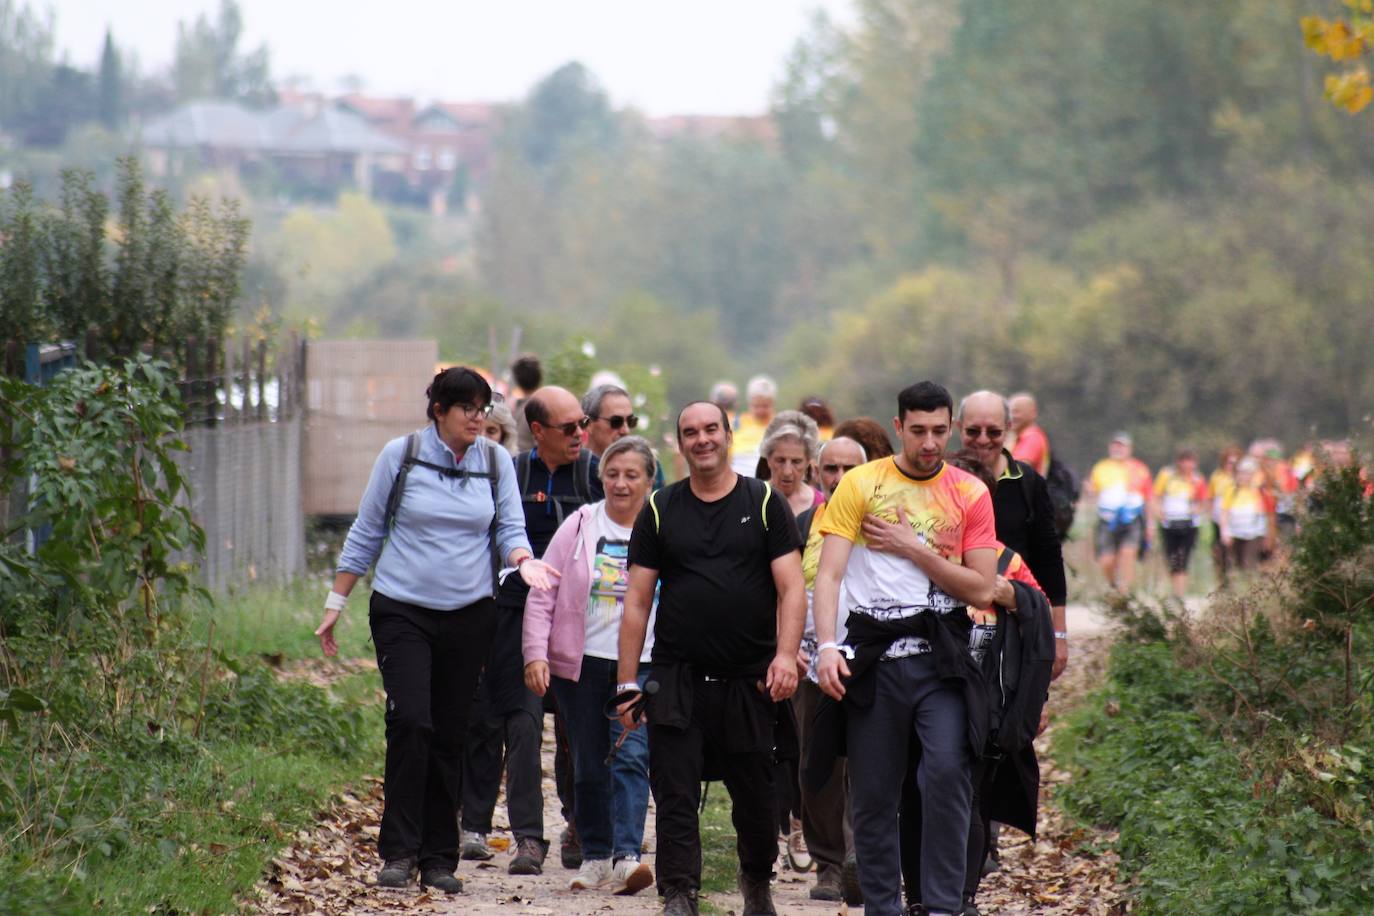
[140,98,408,198]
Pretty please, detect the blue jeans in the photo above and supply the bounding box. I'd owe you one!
[550,657,650,861]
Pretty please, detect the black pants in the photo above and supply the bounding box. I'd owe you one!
[459,603,546,841]
[649,681,778,896]
[370,591,496,871]
[899,750,990,908]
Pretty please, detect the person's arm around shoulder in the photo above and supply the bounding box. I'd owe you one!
[522,507,582,697]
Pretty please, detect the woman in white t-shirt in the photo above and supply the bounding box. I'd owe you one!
[522,436,659,897]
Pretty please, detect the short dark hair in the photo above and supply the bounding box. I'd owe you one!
[524,391,550,430]
[833,417,894,459]
[511,353,542,392]
[675,400,731,438]
[426,367,492,422]
[897,381,954,423]
[799,396,835,429]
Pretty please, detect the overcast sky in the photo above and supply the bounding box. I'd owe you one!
[47,0,852,116]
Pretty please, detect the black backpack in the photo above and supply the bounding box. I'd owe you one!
[514,448,596,528]
[1043,456,1080,542]
[383,431,506,599]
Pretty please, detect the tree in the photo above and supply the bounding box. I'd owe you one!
[171,0,273,105]
[507,62,621,174]
[97,27,124,128]
[0,0,54,130]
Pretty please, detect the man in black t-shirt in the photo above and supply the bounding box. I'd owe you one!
[616,401,805,916]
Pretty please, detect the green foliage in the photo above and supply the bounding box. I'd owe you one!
[171,0,274,106]
[1056,468,1374,912]
[0,358,378,910]
[0,159,250,364]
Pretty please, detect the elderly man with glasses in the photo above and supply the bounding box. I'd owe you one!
[460,386,605,877]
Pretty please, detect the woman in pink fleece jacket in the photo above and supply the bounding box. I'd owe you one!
[523,436,659,897]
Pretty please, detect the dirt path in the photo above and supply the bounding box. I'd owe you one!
[256,606,1124,914]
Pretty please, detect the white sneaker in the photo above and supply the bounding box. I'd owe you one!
[611,857,654,896]
[568,858,613,891]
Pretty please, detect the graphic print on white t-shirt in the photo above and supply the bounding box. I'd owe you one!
[583,506,654,661]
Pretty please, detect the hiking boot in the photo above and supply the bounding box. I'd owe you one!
[662,888,699,916]
[808,867,842,901]
[375,856,416,888]
[611,856,654,896]
[560,822,583,869]
[961,897,982,916]
[738,870,777,916]
[784,816,813,872]
[460,830,493,861]
[508,836,547,875]
[419,867,463,894]
[568,857,613,890]
[840,852,863,905]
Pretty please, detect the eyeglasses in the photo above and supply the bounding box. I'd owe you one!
[962,426,1004,440]
[581,413,640,431]
[541,419,584,437]
[821,463,860,475]
[458,403,494,419]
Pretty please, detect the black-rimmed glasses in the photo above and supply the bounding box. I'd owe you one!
[543,419,584,437]
[962,426,1004,440]
[459,403,495,420]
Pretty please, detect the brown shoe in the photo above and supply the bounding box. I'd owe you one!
[508,836,547,875]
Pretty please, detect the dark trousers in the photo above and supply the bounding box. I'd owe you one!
[458,675,546,840]
[794,680,853,879]
[649,681,778,896]
[847,653,971,916]
[900,754,991,907]
[370,591,496,871]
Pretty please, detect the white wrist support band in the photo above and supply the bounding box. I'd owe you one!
[325,591,348,612]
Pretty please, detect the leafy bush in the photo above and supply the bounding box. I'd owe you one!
[1055,463,1374,913]
[0,358,372,907]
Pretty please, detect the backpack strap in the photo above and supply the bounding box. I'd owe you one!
[574,449,594,504]
[996,547,1015,576]
[383,431,424,531]
[476,437,504,600]
[760,481,772,531]
[517,450,532,495]
[649,488,662,534]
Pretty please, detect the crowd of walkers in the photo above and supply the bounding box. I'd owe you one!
[314,356,1357,916]
[1084,430,1359,597]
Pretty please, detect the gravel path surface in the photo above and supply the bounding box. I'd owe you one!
[257,605,1125,914]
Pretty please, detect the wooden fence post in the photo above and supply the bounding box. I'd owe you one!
[185,336,199,420]
[205,337,218,427]
[256,340,267,422]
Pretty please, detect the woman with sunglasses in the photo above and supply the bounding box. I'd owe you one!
[521,435,660,897]
[315,366,559,895]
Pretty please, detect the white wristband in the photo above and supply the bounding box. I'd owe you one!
[616,682,642,694]
[325,591,348,612]
[817,641,841,654]
[1054,631,1069,640]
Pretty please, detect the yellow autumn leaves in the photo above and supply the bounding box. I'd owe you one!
[1303,1,1374,113]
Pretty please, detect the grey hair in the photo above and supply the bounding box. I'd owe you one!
[956,390,1011,427]
[488,402,519,454]
[582,383,631,419]
[746,374,777,401]
[820,436,867,465]
[762,422,820,463]
[599,434,657,481]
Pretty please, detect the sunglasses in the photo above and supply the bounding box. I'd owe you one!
[821,463,860,475]
[581,413,640,431]
[962,426,1004,440]
[541,419,584,437]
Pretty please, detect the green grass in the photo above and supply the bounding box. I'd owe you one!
[189,578,377,661]
[699,786,739,895]
[2,581,386,915]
